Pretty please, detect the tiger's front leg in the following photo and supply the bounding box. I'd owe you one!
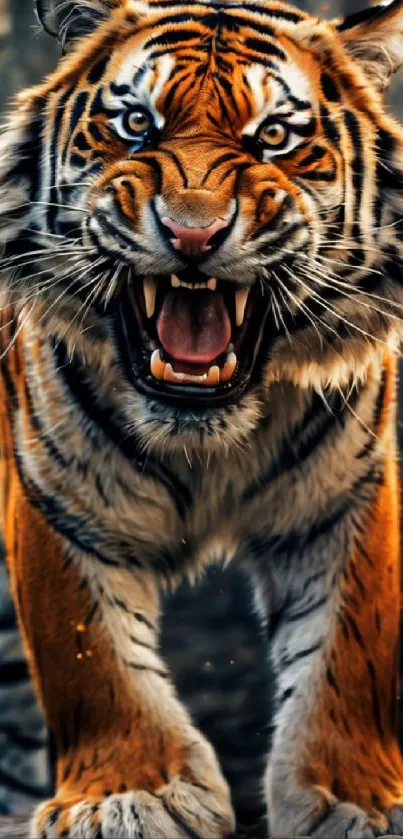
[7,487,234,839]
[264,455,403,838]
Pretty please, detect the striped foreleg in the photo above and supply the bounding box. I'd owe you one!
[6,487,234,839]
[264,460,403,838]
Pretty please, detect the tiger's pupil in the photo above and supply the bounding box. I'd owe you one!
[260,122,287,147]
[128,111,151,134]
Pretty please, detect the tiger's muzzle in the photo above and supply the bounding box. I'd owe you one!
[88,158,308,409]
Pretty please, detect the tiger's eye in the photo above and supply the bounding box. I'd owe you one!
[259,122,288,148]
[126,110,152,135]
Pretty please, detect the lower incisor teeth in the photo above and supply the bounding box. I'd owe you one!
[150,350,236,386]
[170,275,217,291]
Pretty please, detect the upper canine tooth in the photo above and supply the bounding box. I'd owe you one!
[171,275,181,288]
[235,287,249,327]
[143,277,157,318]
[207,278,217,291]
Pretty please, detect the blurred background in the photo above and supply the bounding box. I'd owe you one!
[0,1,402,837]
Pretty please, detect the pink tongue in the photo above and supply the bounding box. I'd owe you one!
[157,288,231,365]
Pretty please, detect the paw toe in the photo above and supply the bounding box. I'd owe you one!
[99,793,145,838]
[309,802,385,838]
[69,803,100,839]
[32,783,234,839]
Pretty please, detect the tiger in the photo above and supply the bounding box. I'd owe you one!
[2,0,403,836]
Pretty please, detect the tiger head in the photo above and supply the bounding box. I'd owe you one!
[1,0,403,453]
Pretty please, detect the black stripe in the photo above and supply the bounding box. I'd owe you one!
[200,152,240,185]
[338,5,384,31]
[157,147,189,188]
[13,441,127,567]
[24,379,73,472]
[344,614,365,649]
[299,145,327,166]
[144,28,202,49]
[254,220,306,246]
[47,87,73,233]
[242,388,349,503]
[279,639,323,669]
[244,36,286,60]
[113,599,156,632]
[129,635,156,652]
[212,86,233,128]
[53,340,192,518]
[320,102,340,147]
[223,13,275,38]
[242,3,304,22]
[276,685,295,706]
[217,75,241,118]
[87,122,104,143]
[349,559,367,599]
[321,72,341,102]
[93,212,148,254]
[87,54,110,84]
[283,595,329,625]
[68,92,89,149]
[344,109,365,263]
[0,354,18,407]
[308,805,337,835]
[123,660,168,679]
[367,657,385,742]
[303,167,336,183]
[326,665,340,695]
[147,11,198,28]
[245,464,383,568]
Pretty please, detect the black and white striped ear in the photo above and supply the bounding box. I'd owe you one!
[338,0,403,91]
[34,0,117,48]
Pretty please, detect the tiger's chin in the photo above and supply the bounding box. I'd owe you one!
[129,388,265,457]
[117,270,271,413]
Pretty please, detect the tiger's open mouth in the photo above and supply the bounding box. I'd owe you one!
[118,270,270,407]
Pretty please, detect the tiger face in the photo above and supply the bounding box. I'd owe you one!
[2,0,403,451]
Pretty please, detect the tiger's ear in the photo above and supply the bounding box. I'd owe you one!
[34,0,118,48]
[337,0,403,91]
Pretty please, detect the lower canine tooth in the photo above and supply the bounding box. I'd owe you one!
[171,275,181,288]
[164,362,177,382]
[220,352,237,383]
[207,365,220,385]
[150,349,166,381]
[143,277,157,318]
[207,278,217,291]
[235,288,249,326]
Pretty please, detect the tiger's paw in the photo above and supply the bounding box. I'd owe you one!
[270,788,403,839]
[283,800,403,838]
[31,780,235,838]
